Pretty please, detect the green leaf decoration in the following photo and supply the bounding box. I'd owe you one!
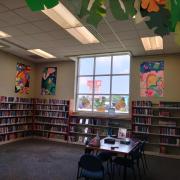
[109,0,128,20]
[109,0,136,20]
[79,0,90,18]
[169,0,180,32]
[124,0,136,17]
[175,22,180,45]
[141,5,171,36]
[26,0,60,11]
[86,0,106,27]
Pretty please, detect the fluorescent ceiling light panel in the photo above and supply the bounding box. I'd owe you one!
[42,3,81,29]
[0,31,11,38]
[27,49,56,59]
[66,27,99,44]
[42,3,99,44]
[141,36,163,51]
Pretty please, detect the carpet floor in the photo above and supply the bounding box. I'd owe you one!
[0,139,179,180]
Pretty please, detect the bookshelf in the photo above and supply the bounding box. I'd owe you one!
[69,114,131,145]
[33,98,69,143]
[0,96,33,144]
[132,101,180,156]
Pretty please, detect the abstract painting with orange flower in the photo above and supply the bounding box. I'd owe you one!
[15,63,31,94]
[140,61,164,97]
[41,67,57,95]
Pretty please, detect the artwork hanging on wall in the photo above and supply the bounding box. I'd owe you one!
[41,67,57,95]
[140,61,164,97]
[15,63,31,94]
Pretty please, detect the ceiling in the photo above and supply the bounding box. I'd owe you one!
[0,0,179,63]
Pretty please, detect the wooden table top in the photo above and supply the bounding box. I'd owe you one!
[86,137,140,155]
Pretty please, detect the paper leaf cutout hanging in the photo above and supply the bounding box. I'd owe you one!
[141,0,166,12]
[109,0,136,20]
[26,0,60,11]
[141,5,171,36]
[169,0,180,32]
[86,0,106,28]
[79,0,90,18]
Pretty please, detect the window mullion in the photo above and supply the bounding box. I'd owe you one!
[92,57,96,112]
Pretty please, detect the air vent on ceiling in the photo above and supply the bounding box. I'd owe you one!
[85,25,105,43]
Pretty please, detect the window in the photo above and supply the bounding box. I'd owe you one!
[76,53,130,114]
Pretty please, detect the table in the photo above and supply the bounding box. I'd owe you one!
[86,137,140,180]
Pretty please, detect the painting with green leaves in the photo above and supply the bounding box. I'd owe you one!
[41,67,57,95]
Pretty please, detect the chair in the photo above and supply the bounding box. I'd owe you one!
[112,144,142,180]
[77,154,105,180]
[139,141,148,173]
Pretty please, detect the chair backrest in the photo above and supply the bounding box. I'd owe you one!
[130,144,141,161]
[139,141,145,153]
[79,154,104,172]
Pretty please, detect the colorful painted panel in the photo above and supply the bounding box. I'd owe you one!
[41,67,57,95]
[140,61,164,97]
[15,63,31,94]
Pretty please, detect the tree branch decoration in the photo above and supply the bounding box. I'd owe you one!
[26,0,180,45]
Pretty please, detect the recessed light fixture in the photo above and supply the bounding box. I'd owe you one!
[42,3,99,44]
[27,49,56,59]
[0,31,11,38]
[141,36,163,51]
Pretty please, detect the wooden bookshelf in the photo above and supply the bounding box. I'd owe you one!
[132,101,180,156]
[68,114,131,145]
[0,96,33,144]
[33,98,69,142]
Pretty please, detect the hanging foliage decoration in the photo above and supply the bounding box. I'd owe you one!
[26,0,180,45]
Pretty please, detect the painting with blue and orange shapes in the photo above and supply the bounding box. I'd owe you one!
[41,67,57,95]
[140,61,164,97]
[15,63,31,94]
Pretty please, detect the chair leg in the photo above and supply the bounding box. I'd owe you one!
[123,165,127,180]
[137,160,142,180]
[141,157,146,174]
[76,167,80,180]
[143,154,148,169]
[132,166,136,180]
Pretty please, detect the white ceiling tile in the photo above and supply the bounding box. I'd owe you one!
[0,4,8,12]
[0,11,26,25]
[14,7,47,22]
[110,20,136,32]
[0,26,26,36]
[116,31,139,40]
[0,0,26,9]
[29,33,55,42]
[15,23,42,34]
[32,19,61,32]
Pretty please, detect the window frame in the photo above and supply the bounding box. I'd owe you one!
[75,52,131,115]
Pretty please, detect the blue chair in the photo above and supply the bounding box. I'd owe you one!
[77,154,105,179]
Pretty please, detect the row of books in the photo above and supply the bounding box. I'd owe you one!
[70,118,108,126]
[68,135,87,144]
[70,126,107,136]
[0,117,32,124]
[159,101,180,107]
[158,120,176,126]
[0,103,33,110]
[132,101,152,107]
[160,128,177,135]
[34,98,69,105]
[35,125,67,133]
[133,117,152,125]
[35,117,67,125]
[0,96,33,103]
[34,131,67,140]
[134,126,149,133]
[35,111,68,118]
[34,105,67,111]
[160,137,180,145]
[0,125,32,133]
[0,132,32,142]
[133,108,153,115]
[0,111,32,117]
